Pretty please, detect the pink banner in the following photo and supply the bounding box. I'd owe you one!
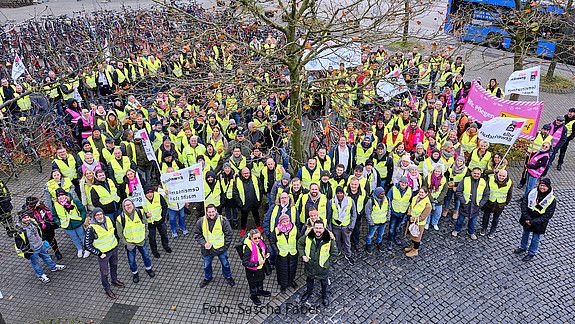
[463,81,543,139]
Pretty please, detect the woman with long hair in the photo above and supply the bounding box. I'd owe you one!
[241,228,271,305]
[404,187,432,257]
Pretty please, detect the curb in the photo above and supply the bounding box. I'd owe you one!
[541,85,575,94]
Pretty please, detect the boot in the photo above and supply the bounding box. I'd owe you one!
[557,164,562,171]
[257,282,271,297]
[250,286,262,305]
[451,211,459,220]
[442,209,449,217]
[406,248,419,257]
[365,244,373,255]
[320,279,329,307]
[133,273,140,283]
[403,244,414,253]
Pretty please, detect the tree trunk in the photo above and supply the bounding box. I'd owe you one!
[545,60,557,80]
[289,68,304,172]
[402,0,410,43]
[510,0,524,101]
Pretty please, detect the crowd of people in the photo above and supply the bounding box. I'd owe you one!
[0,3,571,307]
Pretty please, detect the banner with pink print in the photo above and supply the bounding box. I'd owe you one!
[463,81,543,139]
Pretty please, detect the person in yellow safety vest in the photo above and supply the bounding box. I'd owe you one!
[435,64,453,91]
[88,127,108,153]
[90,170,121,220]
[313,148,332,174]
[364,186,389,254]
[297,157,321,190]
[515,177,556,262]
[52,147,79,183]
[453,167,489,240]
[451,56,465,77]
[113,62,131,90]
[96,63,114,97]
[386,177,411,247]
[417,61,433,92]
[424,166,448,231]
[107,148,136,200]
[384,125,404,154]
[297,219,338,307]
[355,136,375,167]
[241,228,271,306]
[481,170,512,238]
[203,171,222,211]
[328,186,357,265]
[14,212,67,283]
[181,136,206,167]
[269,214,298,292]
[487,78,504,98]
[170,54,183,77]
[116,199,155,284]
[297,183,329,227]
[227,146,247,174]
[145,55,162,77]
[557,108,575,170]
[141,186,172,258]
[233,167,263,237]
[219,163,238,228]
[460,122,479,157]
[467,140,492,172]
[193,204,235,288]
[84,208,124,299]
[13,84,32,115]
[404,187,432,258]
[260,158,284,205]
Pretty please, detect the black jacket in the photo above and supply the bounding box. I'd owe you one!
[193,214,233,256]
[520,192,556,234]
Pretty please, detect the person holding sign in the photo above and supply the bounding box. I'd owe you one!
[142,186,172,258]
[193,204,235,289]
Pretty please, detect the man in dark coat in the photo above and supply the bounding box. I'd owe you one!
[0,180,14,237]
[297,219,338,307]
[481,170,513,238]
[514,178,556,262]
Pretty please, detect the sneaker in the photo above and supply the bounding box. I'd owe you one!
[424,224,429,230]
[387,241,393,251]
[433,224,439,231]
[365,245,373,255]
[239,229,246,237]
[479,229,486,236]
[182,230,189,236]
[470,234,478,240]
[199,279,211,288]
[133,273,140,283]
[451,231,458,237]
[39,274,50,283]
[171,232,178,239]
[344,255,355,265]
[83,251,90,258]
[77,250,83,258]
[51,264,66,272]
[225,277,235,287]
[487,232,496,239]
[513,248,527,254]
[256,226,264,234]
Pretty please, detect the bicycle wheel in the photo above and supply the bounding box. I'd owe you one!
[0,150,18,182]
[307,136,322,158]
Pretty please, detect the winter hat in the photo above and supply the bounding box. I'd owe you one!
[25,196,39,207]
[282,172,292,181]
[321,170,330,178]
[469,122,478,129]
[206,171,216,180]
[105,138,115,144]
[143,185,154,194]
[373,187,385,198]
[55,188,67,197]
[82,139,90,147]
[416,143,425,150]
[539,178,551,189]
[335,186,345,194]
[399,176,409,183]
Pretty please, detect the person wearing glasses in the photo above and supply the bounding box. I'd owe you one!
[241,228,270,305]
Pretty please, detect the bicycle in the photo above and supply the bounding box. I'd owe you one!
[0,145,18,182]
[307,117,342,158]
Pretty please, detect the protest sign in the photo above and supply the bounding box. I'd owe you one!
[463,81,543,139]
[160,164,205,203]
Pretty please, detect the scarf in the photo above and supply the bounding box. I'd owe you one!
[452,160,466,176]
[127,176,139,194]
[527,188,554,211]
[58,199,72,210]
[83,159,99,171]
[430,173,442,191]
[408,172,420,189]
[441,149,454,159]
[277,220,293,234]
[249,239,266,269]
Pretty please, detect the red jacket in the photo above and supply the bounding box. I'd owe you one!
[403,127,425,152]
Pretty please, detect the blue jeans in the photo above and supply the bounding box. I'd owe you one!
[65,226,85,252]
[520,229,541,256]
[443,188,460,211]
[126,243,152,274]
[427,204,443,226]
[30,245,57,277]
[203,250,233,281]
[366,223,387,245]
[455,210,477,234]
[168,208,187,235]
[388,211,406,241]
[524,174,538,198]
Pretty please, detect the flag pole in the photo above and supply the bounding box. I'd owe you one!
[496,143,514,170]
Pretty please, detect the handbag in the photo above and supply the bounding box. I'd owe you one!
[409,217,421,237]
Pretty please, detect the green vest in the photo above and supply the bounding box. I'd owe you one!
[91,217,118,253]
[275,227,297,256]
[202,216,225,249]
